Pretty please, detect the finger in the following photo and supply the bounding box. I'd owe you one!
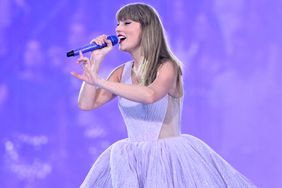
[101,35,108,46]
[82,64,93,76]
[84,70,92,81]
[76,51,84,64]
[79,50,83,58]
[80,57,89,63]
[97,36,105,45]
[101,34,107,40]
[77,58,88,65]
[77,58,86,64]
[99,34,107,41]
[77,56,90,64]
[70,71,85,81]
[72,70,94,86]
[105,39,113,47]
[90,38,100,45]
[71,72,93,85]
[90,35,107,45]
[82,62,90,71]
[90,39,96,44]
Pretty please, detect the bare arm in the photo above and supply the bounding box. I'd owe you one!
[71,35,177,105]
[77,65,124,110]
[71,34,122,110]
[95,61,177,104]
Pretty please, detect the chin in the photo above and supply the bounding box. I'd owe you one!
[118,46,129,52]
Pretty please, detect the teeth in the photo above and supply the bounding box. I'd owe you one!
[118,36,126,40]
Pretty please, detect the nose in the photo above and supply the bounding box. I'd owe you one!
[115,24,121,33]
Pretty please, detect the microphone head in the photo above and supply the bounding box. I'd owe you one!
[107,35,119,46]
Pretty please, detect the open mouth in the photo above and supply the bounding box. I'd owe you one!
[118,35,126,44]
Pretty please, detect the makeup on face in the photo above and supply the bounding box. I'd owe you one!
[116,19,142,52]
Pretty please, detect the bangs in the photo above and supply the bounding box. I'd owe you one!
[116,4,143,23]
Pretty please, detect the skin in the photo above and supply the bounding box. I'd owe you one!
[71,19,178,110]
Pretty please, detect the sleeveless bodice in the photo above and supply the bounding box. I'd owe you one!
[81,61,257,188]
[118,61,180,142]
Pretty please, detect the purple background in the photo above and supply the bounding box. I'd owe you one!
[0,0,281,187]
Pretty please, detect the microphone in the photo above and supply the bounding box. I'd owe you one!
[66,35,119,57]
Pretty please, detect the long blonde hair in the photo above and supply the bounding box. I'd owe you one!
[116,3,183,96]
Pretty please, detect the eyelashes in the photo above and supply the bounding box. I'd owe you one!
[116,21,132,26]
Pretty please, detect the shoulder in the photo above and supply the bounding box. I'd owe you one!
[157,59,177,76]
[157,59,181,97]
[107,62,127,82]
[112,63,125,74]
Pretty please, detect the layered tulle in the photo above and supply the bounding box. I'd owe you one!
[80,134,256,188]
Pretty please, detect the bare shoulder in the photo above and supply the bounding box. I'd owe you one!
[158,60,180,98]
[107,63,126,82]
[157,59,177,76]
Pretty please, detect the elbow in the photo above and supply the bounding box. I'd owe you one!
[78,101,96,111]
[143,90,156,104]
[78,104,92,111]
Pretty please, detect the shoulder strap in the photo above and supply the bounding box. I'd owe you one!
[120,61,132,83]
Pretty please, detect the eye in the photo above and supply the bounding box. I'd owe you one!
[125,21,131,25]
[116,23,120,26]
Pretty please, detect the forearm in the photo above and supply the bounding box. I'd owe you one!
[78,82,98,110]
[78,62,101,110]
[96,78,155,104]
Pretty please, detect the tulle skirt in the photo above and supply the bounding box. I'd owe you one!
[80,134,256,188]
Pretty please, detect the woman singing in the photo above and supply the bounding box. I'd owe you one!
[71,3,256,188]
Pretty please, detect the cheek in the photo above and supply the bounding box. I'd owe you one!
[128,32,141,45]
[134,29,142,45]
[131,24,142,41]
[130,35,141,48]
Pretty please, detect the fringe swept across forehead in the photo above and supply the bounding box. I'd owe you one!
[116,3,153,25]
[116,5,140,22]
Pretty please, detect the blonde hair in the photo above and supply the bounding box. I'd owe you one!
[116,3,183,96]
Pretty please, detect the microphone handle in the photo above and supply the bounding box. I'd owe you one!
[66,35,118,57]
[67,43,107,57]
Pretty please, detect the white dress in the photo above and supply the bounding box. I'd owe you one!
[80,61,257,188]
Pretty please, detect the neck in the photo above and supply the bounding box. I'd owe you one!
[130,47,142,69]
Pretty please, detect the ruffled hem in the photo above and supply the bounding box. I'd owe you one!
[80,134,256,188]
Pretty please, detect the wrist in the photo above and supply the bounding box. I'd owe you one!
[90,55,105,64]
[95,76,104,88]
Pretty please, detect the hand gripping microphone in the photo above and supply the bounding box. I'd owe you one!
[66,35,119,57]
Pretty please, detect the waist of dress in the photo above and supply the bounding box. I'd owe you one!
[127,134,181,142]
